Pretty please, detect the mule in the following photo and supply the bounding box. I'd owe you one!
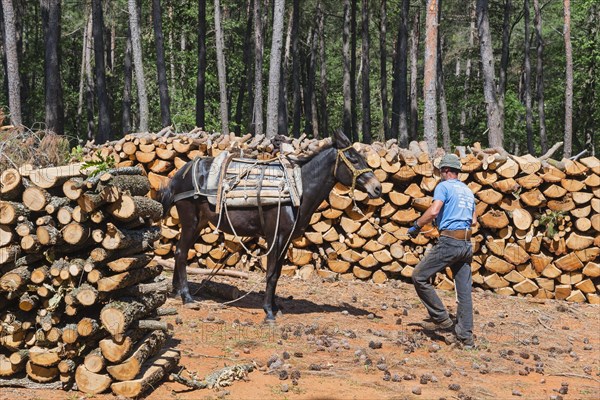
[158,129,382,320]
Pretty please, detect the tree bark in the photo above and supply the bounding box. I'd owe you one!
[379,0,389,140]
[437,33,450,152]
[128,0,149,133]
[342,0,352,137]
[563,0,573,158]
[499,0,511,103]
[317,1,328,136]
[214,0,229,135]
[152,0,171,127]
[291,0,301,137]
[391,0,409,145]
[409,6,420,142]
[533,0,548,154]
[41,0,63,135]
[350,0,358,142]
[92,0,110,143]
[524,0,534,154]
[2,0,22,126]
[265,0,285,138]
[423,0,438,153]
[196,0,207,129]
[122,26,132,135]
[476,0,504,149]
[84,13,95,141]
[253,0,264,136]
[361,0,371,143]
[235,0,253,135]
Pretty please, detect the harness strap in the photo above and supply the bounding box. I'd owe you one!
[334,145,373,199]
[257,165,266,237]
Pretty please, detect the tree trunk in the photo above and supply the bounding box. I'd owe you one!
[361,0,371,144]
[524,0,534,154]
[460,0,476,142]
[265,0,285,138]
[122,26,132,135]
[391,0,409,145]
[533,0,548,154]
[476,0,504,149]
[563,0,573,158]
[304,28,318,137]
[350,0,358,142]
[235,0,253,135]
[437,33,450,152]
[317,1,328,136]
[41,0,64,135]
[152,0,171,127]
[290,0,301,137]
[342,0,352,137]
[2,0,22,126]
[128,0,149,133]
[214,0,229,135]
[92,0,110,143]
[379,0,389,140]
[409,7,420,142]
[499,0,511,102]
[84,13,95,141]
[253,0,264,136]
[196,0,207,129]
[423,0,438,153]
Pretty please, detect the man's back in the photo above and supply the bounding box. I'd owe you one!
[433,179,475,231]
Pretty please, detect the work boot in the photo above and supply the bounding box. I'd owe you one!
[418,318,454,332]
[444,334,476,350]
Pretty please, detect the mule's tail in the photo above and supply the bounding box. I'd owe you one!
[157,180,174,218]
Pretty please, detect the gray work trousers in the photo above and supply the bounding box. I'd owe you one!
[412,236,473,341]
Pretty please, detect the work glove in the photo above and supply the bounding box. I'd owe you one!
[408,222,421,238]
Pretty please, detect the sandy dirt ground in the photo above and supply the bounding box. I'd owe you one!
[1,271,599,400]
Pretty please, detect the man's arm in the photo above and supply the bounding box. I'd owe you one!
[415,200,444,228]
[471,208,478,227]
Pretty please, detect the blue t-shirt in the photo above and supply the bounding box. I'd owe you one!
[432,179,475,231]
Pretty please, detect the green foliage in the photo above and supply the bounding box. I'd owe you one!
[69,145,84,162]
[81,151,116,177]
[538,210,565,238]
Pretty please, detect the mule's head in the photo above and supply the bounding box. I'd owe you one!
[332,129,382,199]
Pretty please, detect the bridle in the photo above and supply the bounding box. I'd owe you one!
[334,145,373,199]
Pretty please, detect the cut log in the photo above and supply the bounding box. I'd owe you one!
[62,222,90,245]
[106,195,163,222]
[102,224,161,251]
[107,253,154,273]
[75,364,112,394]
[97,262,162,292]
[29,163,83,189]
[22,186,53,211]
[0,265,30,291]
[84,348,106,374]
[110,349,180,398]
[29,346,61,367]
[26,361,59,383]
[62,177,83,200]
[100,292,167,340]
[107,330,167,381]
[78,317,100,337]
[97,174,150,197]
[511,208,532,231]
[565,233,595,251]
[0,168,23,201]
[476,189,503,205]
[479,210,509,229]
[0,201,30,224]
[520,189,545,207]
[484,256,514,274]
[99,329,147,363]
[503,243,530,265]
[555,253,583,272]
[582,262,600,278]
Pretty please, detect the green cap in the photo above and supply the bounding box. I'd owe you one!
[439,154,462,170]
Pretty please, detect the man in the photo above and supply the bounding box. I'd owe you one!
[407,153,476,348]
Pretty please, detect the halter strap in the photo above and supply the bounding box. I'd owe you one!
[334,145,373,199]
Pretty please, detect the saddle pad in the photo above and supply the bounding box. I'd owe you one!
[202,151,302,212]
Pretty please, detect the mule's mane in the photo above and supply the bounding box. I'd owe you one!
[286,137,334,165]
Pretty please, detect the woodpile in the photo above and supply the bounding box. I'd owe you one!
[0,164,179,396]
[84,131,599,304]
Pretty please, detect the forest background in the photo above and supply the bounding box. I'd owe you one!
[0,0,598,158]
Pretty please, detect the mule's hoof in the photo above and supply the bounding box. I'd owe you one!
[263,317,277,325]
[183,301,201,310]
[276,310,284,318]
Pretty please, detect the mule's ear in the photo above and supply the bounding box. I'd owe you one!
[332,129,352,149]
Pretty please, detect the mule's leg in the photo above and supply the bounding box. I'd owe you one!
[173,201,205,304]
[263,251,285,321]
[262,209,294,321]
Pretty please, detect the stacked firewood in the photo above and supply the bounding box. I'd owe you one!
[0,165,179,396]
[83,131,599,304]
